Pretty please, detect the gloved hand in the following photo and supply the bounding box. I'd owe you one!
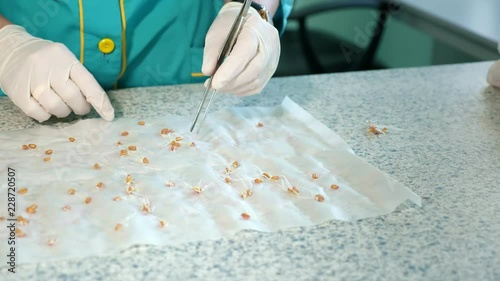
[487,41,500,88]
[0,25,114,122]
[487,61,500,88]
[202,2,280,96]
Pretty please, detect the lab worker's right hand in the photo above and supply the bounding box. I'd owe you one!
[0,25,114,122]
[487,41,500,88]
[487,61,500,88]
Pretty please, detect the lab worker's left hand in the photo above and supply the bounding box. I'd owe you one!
[202,2,280,96]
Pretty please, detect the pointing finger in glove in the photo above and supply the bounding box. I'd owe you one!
[0,25,115,122]
[70,63,115,121]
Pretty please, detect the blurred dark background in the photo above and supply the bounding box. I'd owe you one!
[275,0,499,77]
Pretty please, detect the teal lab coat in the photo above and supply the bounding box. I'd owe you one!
[0,0,292,96]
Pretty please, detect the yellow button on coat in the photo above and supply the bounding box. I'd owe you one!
[98,38,115,54]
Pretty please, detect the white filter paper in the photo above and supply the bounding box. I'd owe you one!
[0,97,421,266]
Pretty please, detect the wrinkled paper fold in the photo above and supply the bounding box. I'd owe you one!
[0,97,420,266]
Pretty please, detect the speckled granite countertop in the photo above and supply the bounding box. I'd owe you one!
[1,62,499,281]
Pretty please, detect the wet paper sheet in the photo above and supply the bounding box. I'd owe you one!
[0,97,421,266]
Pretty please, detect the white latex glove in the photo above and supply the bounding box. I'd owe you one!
[202,2,280,96]
[487,60,500,88]
[486,41,500,88]
[0,25,114,122]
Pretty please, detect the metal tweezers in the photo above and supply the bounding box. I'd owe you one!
[189,0,252,133]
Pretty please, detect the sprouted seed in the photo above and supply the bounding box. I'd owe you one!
[192,186,202,193]
[26,204,38,214]
[17,216,29,225]
[315,194,325,202]
[311,173,319,180]
[254,178,263,184]
[16,229,26,238]
[232,161,239,168]
[166,181,175,187]
[175,136,182,141]
[113,196,121,201]
[170,140,181,151]
[126,174,132,184]
[68,188,76,195]
[225,177,231,184]
[159,220,167,228]
[161,128,173,135]
[288,186,299,196]
[141,203,151,214]
[96,182,104,189]
[62,205,71,211]
[127,186,135,194]
[262,173,271,179]
[271,175,280,181]
[246,189,253,196]
[368,121,387,135]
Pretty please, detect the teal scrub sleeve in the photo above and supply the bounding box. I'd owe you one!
[274,0,294,35]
